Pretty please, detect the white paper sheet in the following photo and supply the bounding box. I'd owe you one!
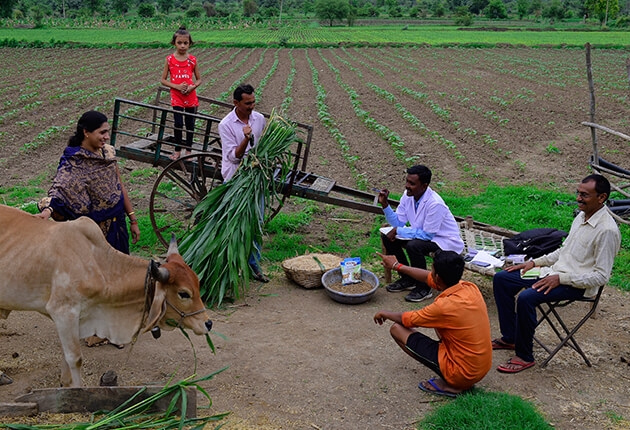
[378,226,411,241]
[470,250,504,268]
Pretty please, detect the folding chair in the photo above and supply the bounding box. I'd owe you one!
[533,285,604,368]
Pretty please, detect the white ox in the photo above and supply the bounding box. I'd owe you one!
[0,204,212,387]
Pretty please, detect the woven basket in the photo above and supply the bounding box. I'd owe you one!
[281,253,342,289]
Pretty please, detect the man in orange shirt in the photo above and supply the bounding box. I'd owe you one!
[374,251,492,397]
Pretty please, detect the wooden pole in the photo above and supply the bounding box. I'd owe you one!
[585,43,598,164]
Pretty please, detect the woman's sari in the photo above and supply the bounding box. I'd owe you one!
[39,144,130,254]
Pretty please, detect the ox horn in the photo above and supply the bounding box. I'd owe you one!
[150,260,170,284]
[167,233,179,257]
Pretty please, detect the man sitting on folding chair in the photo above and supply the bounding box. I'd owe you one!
[492,174,621,373]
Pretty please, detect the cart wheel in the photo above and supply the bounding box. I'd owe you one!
[149,152,222,248]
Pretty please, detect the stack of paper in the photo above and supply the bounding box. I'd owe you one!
[470,250,504,269]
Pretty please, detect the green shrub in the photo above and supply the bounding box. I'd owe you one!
[433,3,446,17]
[186,5,204,17]
[454,6,474,25]
[613,15,630,26]
[137,3,156,17]
[484,0,508,18]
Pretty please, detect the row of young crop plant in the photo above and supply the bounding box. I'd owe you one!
[370,48,521,139]
[5,50,171,151]
[253,49,279,104]
[347,47,531,171]
[352,47,491,129]
[216,48,268,107]
[318,49,420,167]
[434,48,628,107]
[374,47,522,122]
[31,47,248,146]
[279,50,296,115]
[328,48,481,175]
[305,50,367,190]
[380,50,540,171]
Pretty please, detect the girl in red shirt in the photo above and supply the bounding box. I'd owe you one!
[160,27,202,160]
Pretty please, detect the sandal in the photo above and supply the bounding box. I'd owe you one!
[497,358,535,373]
[418,378,458,398]
[492,338,515,350]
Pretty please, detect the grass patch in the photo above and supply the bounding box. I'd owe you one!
[128,167,160,184]
[417,388,552,429]
[129,212,172,257]
[0,185,46,212]
[440,183,576,232]
[262,200,385,268]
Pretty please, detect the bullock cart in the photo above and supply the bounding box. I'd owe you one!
[110,88,404,248]
[110,89,515,273]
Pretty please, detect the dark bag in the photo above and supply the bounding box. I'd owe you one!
[503,228,568,259]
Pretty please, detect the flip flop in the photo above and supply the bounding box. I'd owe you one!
[418,378,458,398]
[492,338,515,350]
[497,358,535,373]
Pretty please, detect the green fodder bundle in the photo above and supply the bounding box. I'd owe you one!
[0,371,229,430]
[180,112,299,306]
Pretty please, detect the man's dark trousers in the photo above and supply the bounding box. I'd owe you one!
[381,235,440,293]
[493,270,585,362]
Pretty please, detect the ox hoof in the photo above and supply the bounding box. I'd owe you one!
[99,370,118,387]
[0,371,13,385]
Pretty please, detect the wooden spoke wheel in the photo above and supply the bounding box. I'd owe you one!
[149,152,222,248]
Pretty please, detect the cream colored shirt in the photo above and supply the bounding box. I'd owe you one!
[533,206,621,297]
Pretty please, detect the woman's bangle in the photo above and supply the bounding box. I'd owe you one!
[130,220,138,225]
[393,262,402,272]
[127,211,135,217]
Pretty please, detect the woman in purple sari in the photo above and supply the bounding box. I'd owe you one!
[36,111,140,253]
[36,111,140,348]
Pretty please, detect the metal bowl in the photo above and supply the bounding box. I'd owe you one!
[321,268,379,305]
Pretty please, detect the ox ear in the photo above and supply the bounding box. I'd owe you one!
[144,283,167,333]
[151,260,170,284]
[167,233,179,257]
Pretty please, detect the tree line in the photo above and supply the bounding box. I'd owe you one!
[1,0,627,27]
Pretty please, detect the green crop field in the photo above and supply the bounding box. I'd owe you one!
[1,25,629,47]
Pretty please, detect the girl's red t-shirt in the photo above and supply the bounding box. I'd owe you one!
[166,54,199,108]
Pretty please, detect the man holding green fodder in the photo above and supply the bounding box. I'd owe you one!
[182,109,297,306]
[218,83,268,282]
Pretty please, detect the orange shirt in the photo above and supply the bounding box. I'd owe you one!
[402,274,492,390]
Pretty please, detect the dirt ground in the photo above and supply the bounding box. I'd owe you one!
[1,46,630,428]
[1,265,630,429]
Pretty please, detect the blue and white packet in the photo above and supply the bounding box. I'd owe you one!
[341,257,362,285]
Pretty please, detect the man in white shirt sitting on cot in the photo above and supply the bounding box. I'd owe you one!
[378,165,464,303]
